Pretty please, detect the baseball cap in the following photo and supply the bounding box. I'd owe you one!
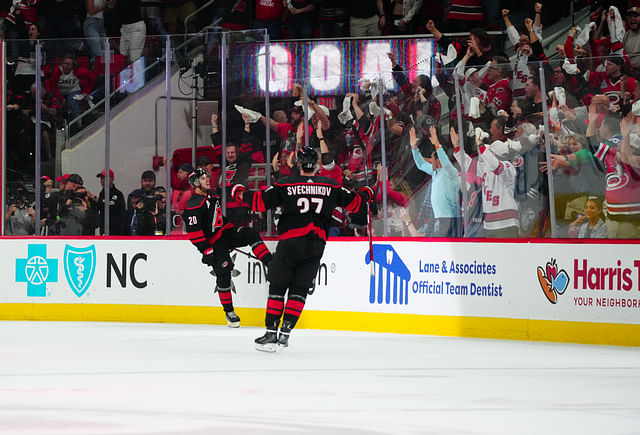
[129,188,145,198]
[141,170,156,181]
[66,173,84,185]
[628,7,640,15]
[464,67,478,80]
[40,175,52,182]
[607,55,625,68]
[56,173,70,182]
[178,163,194,173]
[96,169,115,178]
[197,155,212,167]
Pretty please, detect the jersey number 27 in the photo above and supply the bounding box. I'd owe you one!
[297,197,324,214]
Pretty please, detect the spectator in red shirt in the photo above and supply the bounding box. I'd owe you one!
[255,0,284,39]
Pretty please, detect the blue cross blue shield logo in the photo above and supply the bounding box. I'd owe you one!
[16,244,59,297]
[63,245,96,297]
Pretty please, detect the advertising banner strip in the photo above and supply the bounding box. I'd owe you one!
[4,238,640,346]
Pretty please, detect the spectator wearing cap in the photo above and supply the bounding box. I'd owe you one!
[584,55,636,113]
[197,155,214,179]
[140,170,156,195]
[65,174,85,191]
[624,7,640,76]
[5,187,35,236]
[56,173,70,191]
[125,188,145,235]
[96,169,127,235]
[50,174,100,236]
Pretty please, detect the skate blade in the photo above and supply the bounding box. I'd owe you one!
[255,343,277,353]
[227,321,240,328]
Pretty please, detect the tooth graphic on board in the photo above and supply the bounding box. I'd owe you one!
[386,249,393,265]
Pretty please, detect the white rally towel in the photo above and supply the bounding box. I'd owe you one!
[469,96,481,119]
[338,96,353,125]
[562,57,579,75]
[608,6,625,44]
[234,105,261,123]
[574,22,595,48]
[294,99,315,121]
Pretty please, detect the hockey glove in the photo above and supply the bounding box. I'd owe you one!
[231,184,247,201]
[201,248,216,266]
[359,185,375,203]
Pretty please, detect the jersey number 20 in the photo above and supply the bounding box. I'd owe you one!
[297,197,324,214]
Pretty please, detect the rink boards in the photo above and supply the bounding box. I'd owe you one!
[2,237,640,346]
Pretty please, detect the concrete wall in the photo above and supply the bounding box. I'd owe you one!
[61,69,214,198]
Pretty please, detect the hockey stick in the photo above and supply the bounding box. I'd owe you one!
[351,123,375,277]
[233,248,260,261]
[209,249,259,277]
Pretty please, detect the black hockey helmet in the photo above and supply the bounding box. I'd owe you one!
[188,168,209,188]
[297,146,318,172]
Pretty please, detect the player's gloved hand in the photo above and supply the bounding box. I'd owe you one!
[231,184,247,201]
[201,248,215,266]
[359,185,375,203]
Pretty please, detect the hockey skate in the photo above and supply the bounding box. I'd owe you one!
[278,321,292,349]
[277,331,290,349]
[254,329,278,352]
[225,311,241,328]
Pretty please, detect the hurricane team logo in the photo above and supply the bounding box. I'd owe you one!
[64,245,97,297]
[536,258,570,304]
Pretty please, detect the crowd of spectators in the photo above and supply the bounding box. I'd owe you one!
[191,0,640,240]
[6,1,640,240]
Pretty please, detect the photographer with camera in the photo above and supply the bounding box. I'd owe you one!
[4,187,35,235]
[96,169,127,235]
[136,186,169,235]
[49,174,99,235]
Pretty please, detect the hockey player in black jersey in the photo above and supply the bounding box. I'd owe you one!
[231,146,374,351]
[183,168,272,328]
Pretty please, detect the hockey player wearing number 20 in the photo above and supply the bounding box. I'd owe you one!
[232,146,374,352]
[183,168,273,328]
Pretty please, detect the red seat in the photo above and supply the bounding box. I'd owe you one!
[77,56,90,70]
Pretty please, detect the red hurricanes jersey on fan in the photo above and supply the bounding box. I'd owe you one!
[587,72,637,111]
[594,135,640,219]
[484,77,512,113]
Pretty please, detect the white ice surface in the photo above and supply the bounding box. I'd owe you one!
[1,321,640,435]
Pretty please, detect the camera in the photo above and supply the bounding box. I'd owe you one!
[70,190,87,204]
[140,194,163,212]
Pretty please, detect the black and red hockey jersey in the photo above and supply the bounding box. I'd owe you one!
[234,175,368,241]
[183,192,234,255]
